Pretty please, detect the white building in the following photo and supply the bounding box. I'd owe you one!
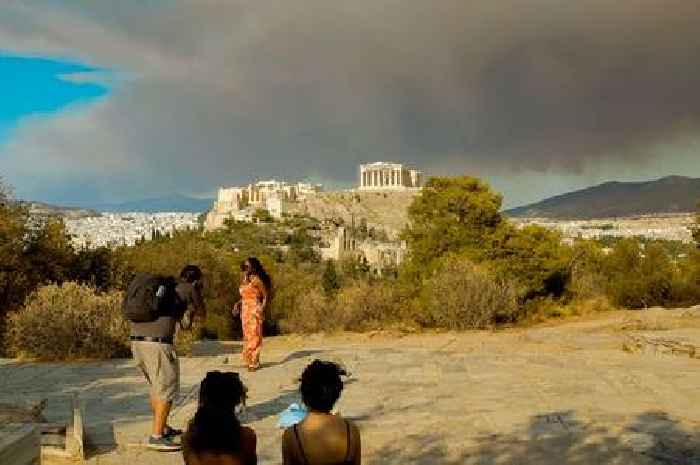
[265,195,288,219]
[358,162,423,190]
[205,179,322,229]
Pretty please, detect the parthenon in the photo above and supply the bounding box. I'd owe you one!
[358,162,423,190]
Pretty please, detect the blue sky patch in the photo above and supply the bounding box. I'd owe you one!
[0,52,110,144]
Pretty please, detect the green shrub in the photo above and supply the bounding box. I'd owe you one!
[416,255,521,329]
[8,282,129,360]
[566,240,607,300]
[604,240,674,308]
[488,224,569,299]
[670,250,700,306]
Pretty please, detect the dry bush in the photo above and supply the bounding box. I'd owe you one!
[335,280,404,330]
[276,284,337,333]
[8,282,129,360]
[270,270,412,333]
[567,296,615,316]
[524,296,615,323]
[417,255,520,329]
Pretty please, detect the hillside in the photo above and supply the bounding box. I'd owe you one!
[290,190,419,239]
[24,201,100,219]
[506,176,700,219]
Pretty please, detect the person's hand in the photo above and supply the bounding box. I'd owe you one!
[232,301,242,318]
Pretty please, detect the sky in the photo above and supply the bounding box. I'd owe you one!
[1,0,699,208]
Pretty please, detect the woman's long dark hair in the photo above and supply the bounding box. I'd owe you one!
[187,371,247,456]
[242,256,272,293]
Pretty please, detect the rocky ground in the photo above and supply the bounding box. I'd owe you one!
[2,308,700,465]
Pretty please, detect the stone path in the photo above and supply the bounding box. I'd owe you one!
[2,309,700,464]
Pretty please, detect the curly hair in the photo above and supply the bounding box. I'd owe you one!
[300,360,347,413]
[198,370,247,411]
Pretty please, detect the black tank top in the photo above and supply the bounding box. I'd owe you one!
[293,420,353,465]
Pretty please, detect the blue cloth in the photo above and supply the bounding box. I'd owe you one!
[277,403,308,428]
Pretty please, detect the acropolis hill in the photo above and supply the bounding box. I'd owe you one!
[204,162,423,236]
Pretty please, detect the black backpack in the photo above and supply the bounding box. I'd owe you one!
[122,273,180,322]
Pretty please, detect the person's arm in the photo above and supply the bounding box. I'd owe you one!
[254,277,268,310]
[181,432,195,465]
[245,427,258,465]
[282,429,295,465]
[191,282,206,320]
[352,423,362,465]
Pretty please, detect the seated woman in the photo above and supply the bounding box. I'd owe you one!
[183,371,257,465]
[282,361,361,465]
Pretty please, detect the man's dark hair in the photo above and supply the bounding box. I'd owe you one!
[300,360,346,413]
[180,264,202,283]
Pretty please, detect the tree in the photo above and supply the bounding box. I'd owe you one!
[402,176,505,269]
[401,175,572,302]
[487,224,569,299]
[252,208,273,223]
[321,260,341,296]
[603,239,673,308]
[693,202,700,247]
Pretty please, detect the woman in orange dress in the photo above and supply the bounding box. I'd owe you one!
[233,257,270,371]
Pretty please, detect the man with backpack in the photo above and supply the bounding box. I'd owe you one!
[124,265,206,451]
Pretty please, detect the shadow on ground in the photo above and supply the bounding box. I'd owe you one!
[372,410,700,465]
[259,349,327,369]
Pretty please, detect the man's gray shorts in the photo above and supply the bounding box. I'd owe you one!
[131,341,179,403]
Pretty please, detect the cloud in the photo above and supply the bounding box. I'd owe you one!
[1,0,700,203]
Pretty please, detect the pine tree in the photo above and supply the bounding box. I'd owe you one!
[321,260,340,296]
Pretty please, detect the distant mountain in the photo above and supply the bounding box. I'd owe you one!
[23,201,100,219]
[506,176,700,219]
[65,195,214,213]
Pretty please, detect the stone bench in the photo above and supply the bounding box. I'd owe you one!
[0,424,40,465]
[0,394,84,461]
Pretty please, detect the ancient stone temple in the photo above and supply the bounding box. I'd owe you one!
[358,162,423,190]
[205,179,322,230]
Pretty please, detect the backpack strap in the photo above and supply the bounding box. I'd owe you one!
[293,424,310,465]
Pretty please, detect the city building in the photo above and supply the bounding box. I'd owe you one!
[358,162,423,190]
[66,212,199,249]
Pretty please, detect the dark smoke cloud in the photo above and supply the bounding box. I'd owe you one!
[1,0,699,203]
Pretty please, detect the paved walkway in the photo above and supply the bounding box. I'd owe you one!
[1,309,700,464]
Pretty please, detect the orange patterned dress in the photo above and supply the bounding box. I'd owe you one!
[240,276,265,369]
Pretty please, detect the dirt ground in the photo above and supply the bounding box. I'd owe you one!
[2,307,699,465]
